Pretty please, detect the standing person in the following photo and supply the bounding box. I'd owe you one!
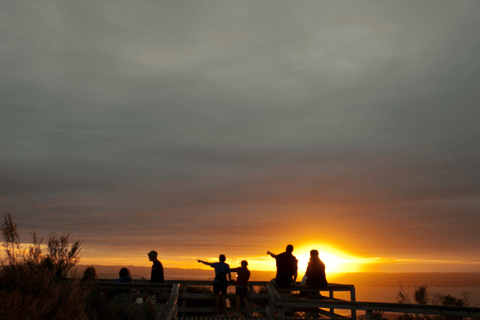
[148,250,164,302]
[267,244,298,287]
[230,260,252,317]
[198,255,232,316]
[148,250,164,283]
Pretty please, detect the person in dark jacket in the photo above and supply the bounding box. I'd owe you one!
[116,267,133,283]
[148,250,164,283]
[108,267,134,300]
[148,250,164,302]
[300,249,328,299]
[304,249,328,288]
[267,244,298,287]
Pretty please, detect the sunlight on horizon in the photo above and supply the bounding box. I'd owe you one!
[9,241,480,273]
[293,243,360,273]
[0,242,398,273]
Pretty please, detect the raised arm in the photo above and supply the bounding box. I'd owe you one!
[267,251,277,258]
[197,259,212,266]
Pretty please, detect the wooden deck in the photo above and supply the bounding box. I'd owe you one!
[95,279,480,320]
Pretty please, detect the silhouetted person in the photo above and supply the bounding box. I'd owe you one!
[198,254,232,316]
[303,250,327,288]
[82,266,98,282]
[230,260,252,317]
[148,250,164,302]
[148,250,164,283]
[109,267,133,300]
[267,244,298,287]
[81,266,110,319]
[116,267,133,283]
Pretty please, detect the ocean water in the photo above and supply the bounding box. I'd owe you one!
[355,286,480,307]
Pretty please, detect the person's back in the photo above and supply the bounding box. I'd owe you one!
[231,261,252,317]
[275,251,298,286]
[305,259,327,287]
[211,261,230,281]
[231,265,250,288]
[198,254,231,315]
[305,250,327,287]
[148,251,164,283]
[151,259,164,283]
[116,267,133,284]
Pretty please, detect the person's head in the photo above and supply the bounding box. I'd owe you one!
[83,266,97,280]
[241,260,248,267]
[148,250,158,262]
[286,244,294,253]
[310,249,319,258]
[119,267,130,278]
[219,254,226,262]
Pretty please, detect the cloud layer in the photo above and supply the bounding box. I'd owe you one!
[1,1,479,268]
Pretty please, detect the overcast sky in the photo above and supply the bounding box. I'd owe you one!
[1,1,479,271]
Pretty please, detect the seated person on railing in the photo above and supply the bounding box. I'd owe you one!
[300,250,328,298]
[198,254,232,316]
[230,260,252,317]
[267,244,298,288]
[108,267,134,301]
[116,267,133,283]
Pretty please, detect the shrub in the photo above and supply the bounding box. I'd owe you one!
[1,212,159,320]
[0,213,89,319]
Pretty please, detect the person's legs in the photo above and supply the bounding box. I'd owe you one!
[215,294,220,314]
[242,297,251,313]
[236,295,241,313]
[221,293,227,314]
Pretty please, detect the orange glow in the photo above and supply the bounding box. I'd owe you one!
[293,243,358,273]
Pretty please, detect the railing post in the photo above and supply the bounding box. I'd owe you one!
[278,304,285,320]
[180,284,187,316]
[350,286,356,320]
[329,289,334,314]
[366,310,373,320]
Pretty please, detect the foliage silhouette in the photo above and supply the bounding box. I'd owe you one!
[396,284,470,320]
[0,212,156,320]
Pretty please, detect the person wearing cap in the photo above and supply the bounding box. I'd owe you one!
[147,250,164,302]
[230,260,252,317]
[148,250,164,283]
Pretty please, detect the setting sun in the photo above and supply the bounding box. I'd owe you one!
[293,243,359,274]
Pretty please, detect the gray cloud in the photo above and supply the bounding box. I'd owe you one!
[1,1,480,267]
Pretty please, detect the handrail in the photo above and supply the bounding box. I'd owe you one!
[157,283,180,320]
[96,280,174,291]
[266,284,480,320]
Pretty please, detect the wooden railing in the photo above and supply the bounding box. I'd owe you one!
[158,283,180,320]
[96,279,356,318]
[266,284,480,320]
[96,280,179,320]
